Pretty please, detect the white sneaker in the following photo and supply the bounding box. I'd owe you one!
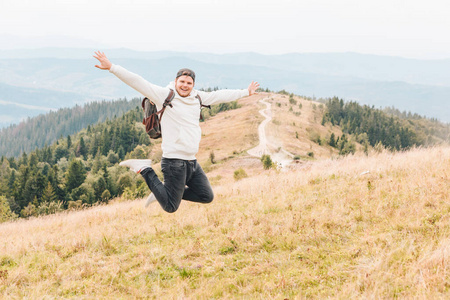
[119,159,152,173]
[145,192,157,207]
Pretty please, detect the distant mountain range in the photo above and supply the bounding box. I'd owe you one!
[0,48,449,127]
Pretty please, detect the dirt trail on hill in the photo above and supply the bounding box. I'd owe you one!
[247,97,295,169]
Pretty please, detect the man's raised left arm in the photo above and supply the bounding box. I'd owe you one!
[199,81,260,106]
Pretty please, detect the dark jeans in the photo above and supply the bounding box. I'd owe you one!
[140,158,214,213]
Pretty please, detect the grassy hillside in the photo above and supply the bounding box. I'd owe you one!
[0,145,449,298]
[1,91,449,298]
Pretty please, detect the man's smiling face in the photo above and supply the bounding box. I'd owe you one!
[175,75,194,97]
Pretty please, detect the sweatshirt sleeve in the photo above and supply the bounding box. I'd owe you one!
[109,64,169,107]
[197,89,250,106]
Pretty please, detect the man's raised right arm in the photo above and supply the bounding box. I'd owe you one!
[93,51,168,106]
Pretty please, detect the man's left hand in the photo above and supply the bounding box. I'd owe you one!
[248,81,260,96]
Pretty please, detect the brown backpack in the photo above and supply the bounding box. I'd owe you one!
[142,89,211,139]
[142,89,175,139]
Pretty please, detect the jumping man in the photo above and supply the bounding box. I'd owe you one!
[93,51,259,213]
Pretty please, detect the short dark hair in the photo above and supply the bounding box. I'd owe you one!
[176,68,195,82]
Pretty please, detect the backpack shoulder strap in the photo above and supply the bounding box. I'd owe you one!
[163,89,175,108]
[195,94,211,109]
[195,94,211,121]
[141,89,175,110]
[157,89,175,119]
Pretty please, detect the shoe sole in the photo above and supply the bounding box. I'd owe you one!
[145,193,157,207]
[119,159,152,174]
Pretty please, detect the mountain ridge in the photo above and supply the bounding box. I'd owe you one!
[1,49,449,127]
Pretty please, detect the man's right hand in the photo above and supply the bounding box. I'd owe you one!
[93,51,112,70]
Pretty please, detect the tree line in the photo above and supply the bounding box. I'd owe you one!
[0,106,150,221]
[321,97,449,151]
[0,98,140,157]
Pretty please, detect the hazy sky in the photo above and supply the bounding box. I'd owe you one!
[1,0,449,59]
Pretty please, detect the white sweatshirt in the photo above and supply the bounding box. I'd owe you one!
[109,64,249,160]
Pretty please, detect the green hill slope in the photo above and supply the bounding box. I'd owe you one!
[1,146,449,298]
[0,98,140,157]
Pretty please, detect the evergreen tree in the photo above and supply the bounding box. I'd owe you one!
[54,144,69,162]
[51,165,65,201]
[91,149,103,174]
[41,182,58,203]
[19,152,28,167]
[102,165,114,196]
[7,169,16,198]
[90,135,100,156]
[65,159,86,193]
[11,170,24,209]
[92,176,107,201]
[101,128,111,156]
[329,133,336,147]
[117,145,125,160]
[21,170,38,207]
[42,146,53,164]
[110,127,117,151]
[76,137,87,159]
[0,195,17,223]
[67,135,72,149]
[7,157,17,169]
[0,159,10,197]
[35,171,48,203]
[28,153,39,171]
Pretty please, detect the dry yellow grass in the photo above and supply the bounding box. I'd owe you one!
[1,146,449,298]
[266,94,343,159]
[198,94,262,164]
